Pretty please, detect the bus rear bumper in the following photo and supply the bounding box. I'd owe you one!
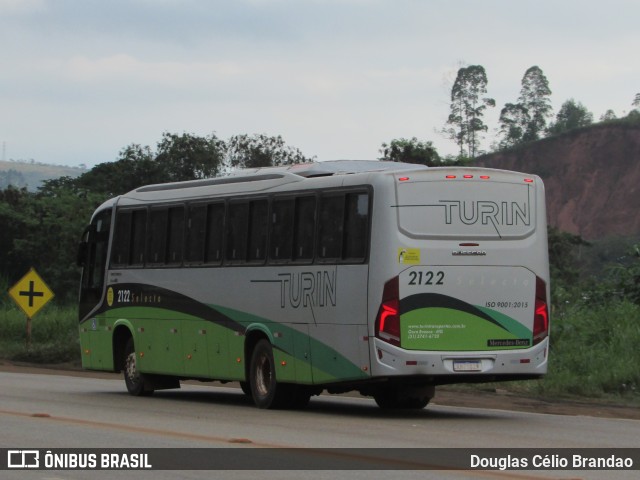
[371,337,548,381]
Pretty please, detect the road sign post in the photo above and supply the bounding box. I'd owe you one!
[8,268,55,348]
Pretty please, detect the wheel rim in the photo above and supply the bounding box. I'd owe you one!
[254,353,272,398]
[125,352,139,384]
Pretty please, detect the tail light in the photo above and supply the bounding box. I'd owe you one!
[533,276,549,345]
[375,277,401,347]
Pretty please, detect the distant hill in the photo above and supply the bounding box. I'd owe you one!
[0,160,87,192]
[476,120,640,241]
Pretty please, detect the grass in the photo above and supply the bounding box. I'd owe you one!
[0,295,639,404]
[0,303,80,364]
[470,299,640,404]
[536,299,640,399]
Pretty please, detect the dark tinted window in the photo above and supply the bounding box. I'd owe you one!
[111,211,132,266]
[130,209,147,266]
[185,204,207,264]
[166,206,184,265]
[248,200,268,262]
[317,195,343,261]
[205,203,225,264]
[269,197,294,262]
[343,193,369,261]
[226,202,249,263]
[293,196,316,262]
[147,209,168,264]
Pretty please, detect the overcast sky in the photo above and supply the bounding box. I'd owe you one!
[1,0,638,168]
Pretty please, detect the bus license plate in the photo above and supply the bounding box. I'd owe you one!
[453,360,481,372]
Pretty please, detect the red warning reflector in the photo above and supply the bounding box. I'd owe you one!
[406,360,418,366]
[463,174,473,179]
[480,175,490,179]
[520,359,531,364]
[398,176,410,181]
[524,178,534,183]
[446,175,456,179]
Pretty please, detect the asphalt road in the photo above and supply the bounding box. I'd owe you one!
[0,370,638,480]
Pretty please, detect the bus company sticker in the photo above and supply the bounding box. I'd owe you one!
[107,287,114,307]
[398,248,420,264]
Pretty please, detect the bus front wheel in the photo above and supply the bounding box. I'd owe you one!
[123,337,154,396]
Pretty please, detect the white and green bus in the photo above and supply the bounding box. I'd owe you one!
[77,160,550,409]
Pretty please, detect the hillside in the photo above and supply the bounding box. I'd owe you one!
[476,121,640,241]
[0,160,86,192]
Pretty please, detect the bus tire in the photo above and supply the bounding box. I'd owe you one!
[249,339,290,409]
[123,337,154,397]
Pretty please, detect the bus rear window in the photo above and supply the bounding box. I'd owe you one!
[397,180,536,240]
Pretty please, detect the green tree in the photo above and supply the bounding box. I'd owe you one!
[547,99,594,135]
[156,132,226,181]
[497,66,552,149]
[0,186,32,281]
[443,65,495,159]
[497,103,529,149]
[518,66,552,141]
[74,134,226,197]
[225,134,313,170]
[378,137,441,166]
[633,93,640,110]
[0,180,104,301]
[600,109,617,122]
[75,144,159,197]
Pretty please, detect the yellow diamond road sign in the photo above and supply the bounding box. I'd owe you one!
[8,268,55,319]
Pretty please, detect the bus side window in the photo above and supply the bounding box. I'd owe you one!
[206,203,225,265]
[185,204,207,264]
[270,197,294,262]
[148,208,168,265]
[226,202,249,263]
[294,196,316,262]
[248,199,268,263]
[166,206,184,265]
[112,211,132,267]
[343,192,369,261]
[130,209,147,266]
[317,194,344,261]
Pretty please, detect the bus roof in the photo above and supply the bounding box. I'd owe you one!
[133,160,427,194]
[228,160,428,178]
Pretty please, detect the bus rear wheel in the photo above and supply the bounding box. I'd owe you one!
[249,339,293,409]
[123,337,154,396]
